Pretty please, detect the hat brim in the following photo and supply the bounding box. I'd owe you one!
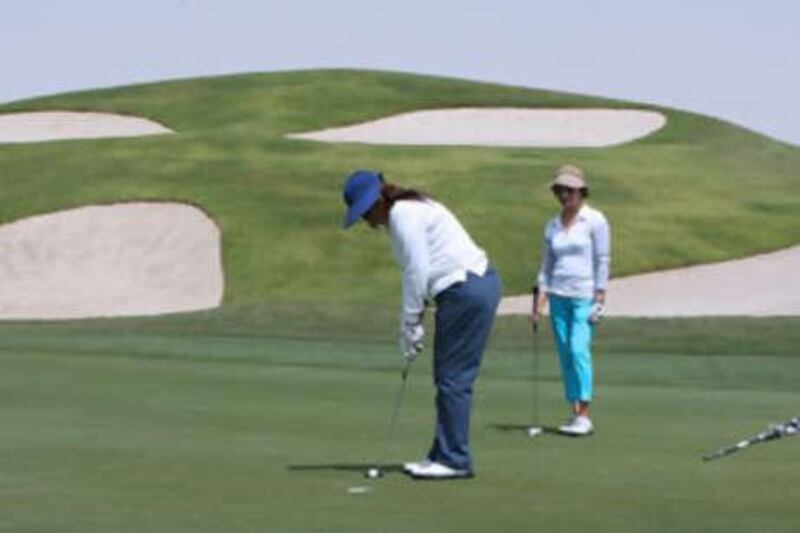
[552,173,587,190]
[342,187,381,228]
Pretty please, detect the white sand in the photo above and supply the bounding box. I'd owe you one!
[287,108,667,147]
[0,203,223,320]
[0,111,173,143]
[497,245,800,317]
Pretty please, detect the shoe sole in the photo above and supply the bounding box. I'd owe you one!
[558,429,594,437]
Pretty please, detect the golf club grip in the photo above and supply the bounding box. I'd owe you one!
[531,285,539,334]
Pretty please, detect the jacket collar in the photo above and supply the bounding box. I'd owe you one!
[556,204,590,229]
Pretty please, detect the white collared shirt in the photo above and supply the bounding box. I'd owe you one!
[389,199,488,323]
[537,204,611,299]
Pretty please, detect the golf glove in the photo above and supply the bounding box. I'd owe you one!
[589,302,605,324]
[399,318,424,361]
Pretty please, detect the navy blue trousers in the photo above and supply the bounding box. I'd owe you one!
[427,269,501,472]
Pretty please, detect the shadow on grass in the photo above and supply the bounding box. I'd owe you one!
[287,463,405,474]
[490,423,564,436]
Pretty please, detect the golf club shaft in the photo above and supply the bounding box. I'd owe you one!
[531,286,541,429]
[532,323,540,428]
[703,417,800,461]
[703,431,777,461]
[375,359,412,468]
[702,440,754,461]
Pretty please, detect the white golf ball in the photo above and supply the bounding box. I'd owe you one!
[366,468,382,479]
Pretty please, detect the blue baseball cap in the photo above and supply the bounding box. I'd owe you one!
[342,170,384,228]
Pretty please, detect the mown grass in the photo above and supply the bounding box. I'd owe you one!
[1,317,798,532]
[1,70,798,532]
[1,69,798,315]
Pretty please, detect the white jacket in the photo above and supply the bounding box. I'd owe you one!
[537,204,611,299]
[389,199,488,323]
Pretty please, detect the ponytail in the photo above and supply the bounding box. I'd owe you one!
[380,182,427,209]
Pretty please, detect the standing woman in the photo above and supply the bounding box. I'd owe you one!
[342,170,502,480]
[534,165,610,436]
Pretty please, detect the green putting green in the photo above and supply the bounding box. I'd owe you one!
[1,318,798,532]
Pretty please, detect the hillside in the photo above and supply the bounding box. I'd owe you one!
[1,69,798,330]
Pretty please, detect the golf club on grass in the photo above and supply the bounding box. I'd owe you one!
[365,359,413,479]
[702,416,800,462]
[527,285,543,438]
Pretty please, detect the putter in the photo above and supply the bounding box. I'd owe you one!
[365,358,413,478]
[527,286,543,438]
[702,416,800,461]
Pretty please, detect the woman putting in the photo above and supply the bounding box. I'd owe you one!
[534,165,610,436]
[342,170,501,480]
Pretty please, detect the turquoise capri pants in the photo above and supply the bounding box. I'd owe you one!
[548,293,595,403]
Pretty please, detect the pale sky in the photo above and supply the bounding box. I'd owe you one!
[2,0,798,144]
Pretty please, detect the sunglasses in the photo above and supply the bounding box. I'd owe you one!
[552,185,581,196]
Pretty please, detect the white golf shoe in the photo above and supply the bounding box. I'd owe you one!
[405,460,473,480]
[403,459,432,474]
[559,415,594,436]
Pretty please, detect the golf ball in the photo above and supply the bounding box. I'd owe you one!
[365,468,382,479]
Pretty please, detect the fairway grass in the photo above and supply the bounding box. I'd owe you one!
[2,318,798,532]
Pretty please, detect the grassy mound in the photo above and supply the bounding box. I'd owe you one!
[1,69,798,333]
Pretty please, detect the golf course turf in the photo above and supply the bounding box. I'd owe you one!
[1,317,798,532]
[1,70,798,531]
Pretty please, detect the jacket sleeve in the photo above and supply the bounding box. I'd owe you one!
[389,204,429,324]
[591,213,611,291]
[536,223,554,290]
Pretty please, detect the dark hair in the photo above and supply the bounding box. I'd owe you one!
[380,182,427,208]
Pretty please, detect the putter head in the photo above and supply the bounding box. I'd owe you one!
[527,426,543,438]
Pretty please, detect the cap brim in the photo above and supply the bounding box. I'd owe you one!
[552,174,586,189]
[342,189,380,228]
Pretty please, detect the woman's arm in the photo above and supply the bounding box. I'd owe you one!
[536,225,554,294]
[534,226,553,321]
[591,214,611,302]
[389,203,430,325]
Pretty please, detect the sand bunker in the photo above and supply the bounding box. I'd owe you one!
[0,203,223,320]
[497,245,800,317]
[288,108,666,147]
[0,111,173,143]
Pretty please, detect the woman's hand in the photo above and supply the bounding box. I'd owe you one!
[399,318,425,361]
[532,288,547,332]
[589,290,606,324]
